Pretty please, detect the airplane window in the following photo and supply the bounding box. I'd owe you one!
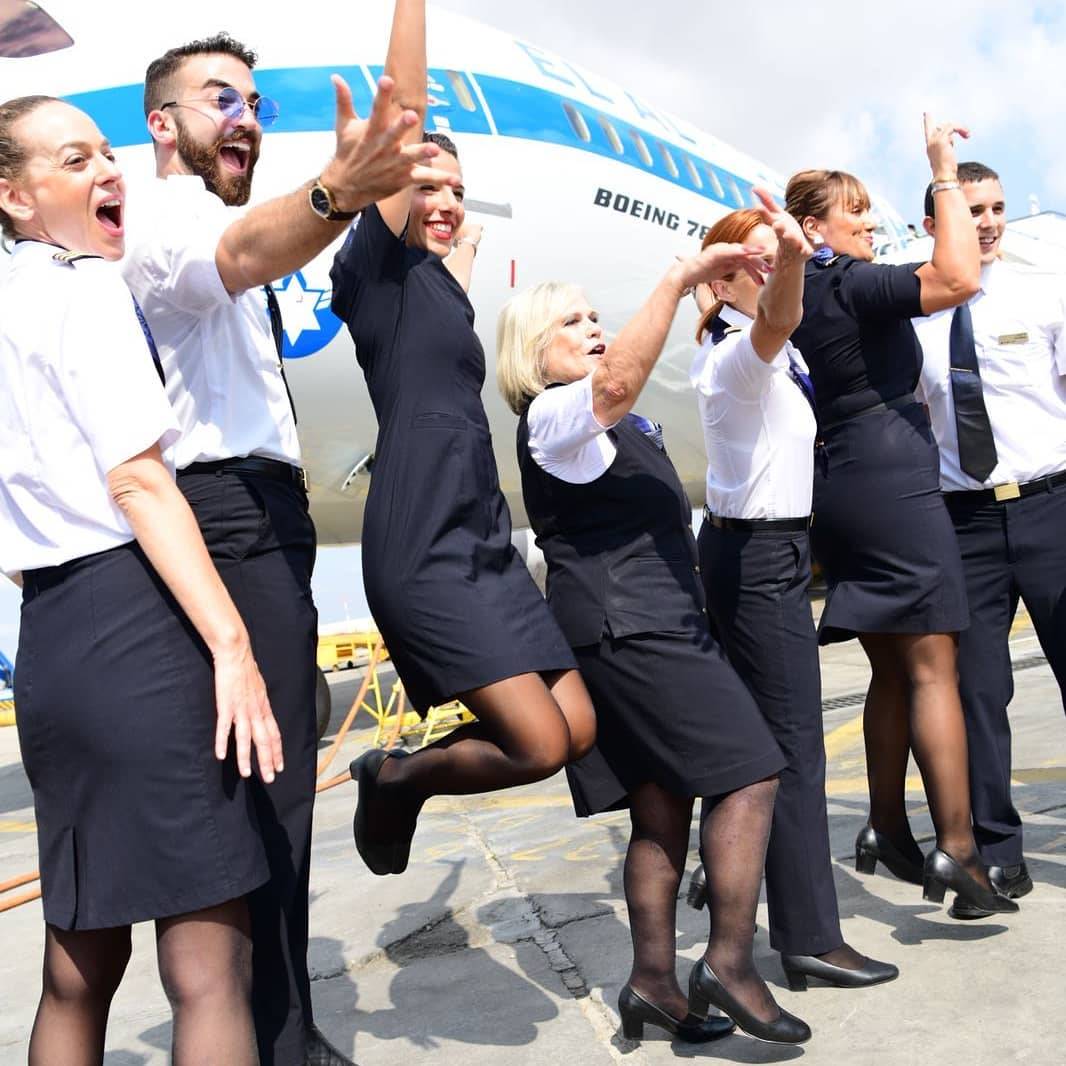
[0,0,72,57]
[562,102,592,143]
[598,115,624,155]
[444,71,477,112]
[728,176,744,207]
[657,142,679,179]
[684,156,703,189]
[630,130,653,167]
[704,166,725,201]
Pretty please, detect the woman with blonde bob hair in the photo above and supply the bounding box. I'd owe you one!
[495,199,812,1047]
[786,115,1017,918]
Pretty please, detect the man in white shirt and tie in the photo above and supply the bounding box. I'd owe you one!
[122,29,457,1066]
[913,160,1066,917]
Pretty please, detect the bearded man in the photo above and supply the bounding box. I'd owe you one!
[122,28,454,1066]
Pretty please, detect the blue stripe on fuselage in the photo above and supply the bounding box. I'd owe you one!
[65,64,754,210]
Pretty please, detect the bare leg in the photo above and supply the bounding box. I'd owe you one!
[860,632,990,887]
[859,634,924,862]
[28,924,132,1066]
[624,782,693,1019]
[156,898,258,1066]
[368,669,595,843]
[701,776,779,1021]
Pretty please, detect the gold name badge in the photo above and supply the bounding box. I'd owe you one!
[997,332,1029,345]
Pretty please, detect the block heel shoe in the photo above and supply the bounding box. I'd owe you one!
[922,849,1020,917]
[780,953,898,991]
[617,985,734,1043]
[687,960,810,1045]
[854,826,924,885]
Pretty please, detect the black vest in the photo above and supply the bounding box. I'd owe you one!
[517,408,703,646]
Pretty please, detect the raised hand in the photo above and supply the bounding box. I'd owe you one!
[319,74,461,214]
[213,642,284,783]
[675,241,772,294]
[923,112,970,182]
[753,186,813,265]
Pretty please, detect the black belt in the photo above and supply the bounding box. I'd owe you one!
[178,456,307,491]
[820,392,917,431]
[704,507,811,533]
[944,469,1066,505]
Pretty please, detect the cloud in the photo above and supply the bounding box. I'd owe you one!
[440,0,1066,218]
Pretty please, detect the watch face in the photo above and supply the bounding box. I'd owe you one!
[310,185,331,216]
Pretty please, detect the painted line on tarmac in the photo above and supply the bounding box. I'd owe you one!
[0,819,34,833]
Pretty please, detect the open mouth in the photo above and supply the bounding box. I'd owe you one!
[219,141,251,175]
[95,198,123,236]
[427,220,454,243]
[587,343,606,357]
[979,235,1000,250]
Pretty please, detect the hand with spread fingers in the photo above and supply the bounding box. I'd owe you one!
[674,240,772,295]
[320,74,461,214]
[753,185,813,267]
[213,641,285,783]
[923,111,970,181]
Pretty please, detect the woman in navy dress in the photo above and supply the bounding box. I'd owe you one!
[330,0,593,878]
[786,116,1016,914]
[0,95,283,1064]
[496,220,812,1047]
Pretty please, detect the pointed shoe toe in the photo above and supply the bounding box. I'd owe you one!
[923,849,1020,916]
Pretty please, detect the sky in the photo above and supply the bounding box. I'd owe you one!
[3,2,1066,660]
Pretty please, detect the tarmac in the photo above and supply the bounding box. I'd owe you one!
[0,610,1063,1065]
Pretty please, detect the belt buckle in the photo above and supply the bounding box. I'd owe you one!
[993,482,1020,502]
[297,466,309,492]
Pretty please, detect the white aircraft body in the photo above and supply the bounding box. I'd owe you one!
[0,0,917,543]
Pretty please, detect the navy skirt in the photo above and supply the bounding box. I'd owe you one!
[811,402,969,644]
[15,542,268,930]
[565,628,785,817]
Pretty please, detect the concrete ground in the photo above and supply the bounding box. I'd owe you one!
[0,611,1063,1065]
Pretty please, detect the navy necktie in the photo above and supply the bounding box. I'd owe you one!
[949,301,998,482]
[625,412,664,450]
[131,295,165,386]
[264,284,299,425]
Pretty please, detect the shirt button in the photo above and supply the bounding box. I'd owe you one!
[694,565,701,574]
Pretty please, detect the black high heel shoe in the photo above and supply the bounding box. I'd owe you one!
[687,960,811,1045]
[922,849,1020,916]
[350,748,411,876]
[854,825,924,885]
[617,985,734,1043]
[685,863,708,911]
[781,952,899,991]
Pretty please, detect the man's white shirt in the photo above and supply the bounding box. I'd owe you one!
[914,258,1066,490]
[121,175,301,469]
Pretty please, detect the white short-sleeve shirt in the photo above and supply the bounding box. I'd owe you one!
[0,241,180,575]
[526,374,619,483]
[913,258,1066,491]
[121,175,301,469]
[689,304,817,520]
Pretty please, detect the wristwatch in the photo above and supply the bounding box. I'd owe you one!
[308,179,358,222]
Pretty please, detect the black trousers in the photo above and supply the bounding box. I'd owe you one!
[179,468,319,1066]
[944,483,1066,867]
[699,522,842,955]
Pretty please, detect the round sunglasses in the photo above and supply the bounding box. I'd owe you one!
[161,85,280,128]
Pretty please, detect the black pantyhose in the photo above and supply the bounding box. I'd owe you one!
[623,782,694,1020]
[29,924,132,1066]
[368,669,595,848]
[156,899,258,1065]
[701,776,780,1023]
[859,632,991,889]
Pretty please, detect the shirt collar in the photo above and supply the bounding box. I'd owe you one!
[718,303,754,328]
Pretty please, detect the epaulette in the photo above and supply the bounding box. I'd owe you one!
[52,250,102,266]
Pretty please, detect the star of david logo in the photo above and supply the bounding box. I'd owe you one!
[272,270,344,359]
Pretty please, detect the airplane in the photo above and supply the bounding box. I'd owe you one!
[0,0,918,548]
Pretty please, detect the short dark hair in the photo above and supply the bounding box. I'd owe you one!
[143,33,257,117]
[0,94,60,240]
[923,160,1001,219]
[424,131,458,160]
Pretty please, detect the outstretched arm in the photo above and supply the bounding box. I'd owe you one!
[749,187,813,361]
[377,0,429,238]
[915,112,981,314]
[591,244,770,426]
